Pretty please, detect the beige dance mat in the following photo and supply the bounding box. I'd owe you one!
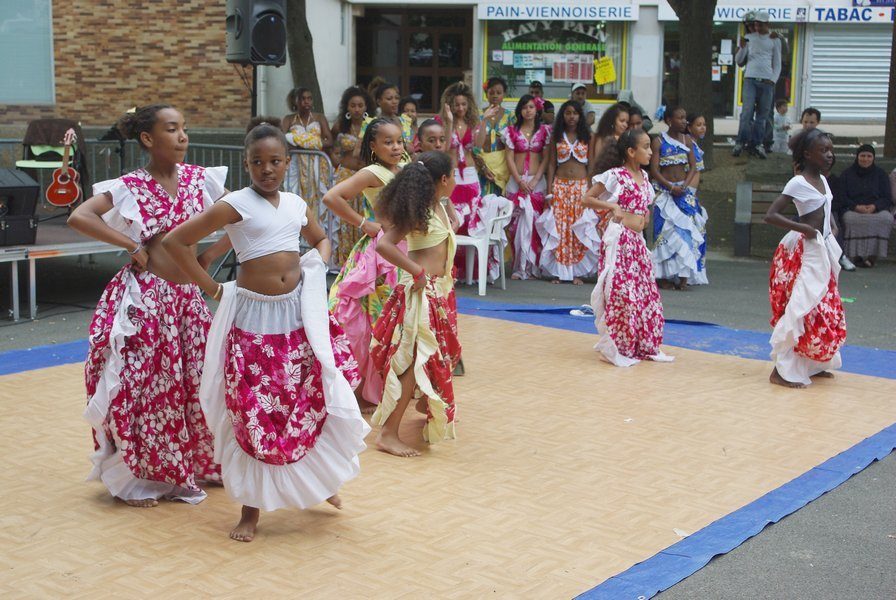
[1,314,894,598]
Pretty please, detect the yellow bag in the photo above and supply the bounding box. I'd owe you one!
[480,150,510,191]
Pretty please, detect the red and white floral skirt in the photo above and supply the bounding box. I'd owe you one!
[590,222,673,367]
[769,231,846,385]
[84,267,219,503]
[201,251,370,511]
[369,275,462,443]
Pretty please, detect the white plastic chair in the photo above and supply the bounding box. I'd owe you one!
[455,201,514,295]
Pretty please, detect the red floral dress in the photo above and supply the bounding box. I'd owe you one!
[589,167,670,366]
[84,164,226,501]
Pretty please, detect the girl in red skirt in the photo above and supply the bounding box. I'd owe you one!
[370,152,462,457]
[68,105,229,506]
[765,128,846,388]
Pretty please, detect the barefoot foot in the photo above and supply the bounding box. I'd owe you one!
[769,368,806,389]
[550,279,560,284]
[376,430,421,457]
[812,371,835,379]
[230,506,259,542]
[326,494,343,510]
[122,498,158,508]
[510,272,523,280]
[657,279,674,290]
[572,278,584,286]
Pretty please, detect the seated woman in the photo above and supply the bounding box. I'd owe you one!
[835,144,894,268]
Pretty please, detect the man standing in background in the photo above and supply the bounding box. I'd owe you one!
[732,10,781,159]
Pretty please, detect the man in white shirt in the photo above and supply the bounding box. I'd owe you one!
[732,10,781,159]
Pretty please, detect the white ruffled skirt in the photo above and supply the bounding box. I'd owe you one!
[200,251,370,511]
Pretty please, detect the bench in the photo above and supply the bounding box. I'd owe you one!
[733,181,795,257]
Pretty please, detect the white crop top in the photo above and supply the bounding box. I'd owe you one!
[782,175,833,237]
[221,187,308,263]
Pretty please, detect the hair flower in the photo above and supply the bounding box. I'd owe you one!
[482,82,489,92]
[532,97,545,112]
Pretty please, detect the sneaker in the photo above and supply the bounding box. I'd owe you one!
[839,255,856,271]
[753,146,768,159]
[731,143,743,157]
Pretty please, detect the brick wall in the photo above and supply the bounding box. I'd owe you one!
[0,0,255,132]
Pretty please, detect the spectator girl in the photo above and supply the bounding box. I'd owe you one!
[282,87,333,216]
[476,76,514,196]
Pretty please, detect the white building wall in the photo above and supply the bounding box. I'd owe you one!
[628,5,663,118]
[259,0,352,121]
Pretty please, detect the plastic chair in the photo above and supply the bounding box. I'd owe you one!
[455,199,514,295]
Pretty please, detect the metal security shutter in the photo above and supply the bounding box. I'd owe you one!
[807,24,891,121]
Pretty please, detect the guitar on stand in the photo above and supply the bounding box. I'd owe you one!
[45,128,82,208]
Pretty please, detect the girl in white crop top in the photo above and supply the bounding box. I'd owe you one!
[764,129,846,389]
[164,122,369,543]
[538,100,600,285]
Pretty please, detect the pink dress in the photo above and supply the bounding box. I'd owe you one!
[84,164,227,503]
[503,124,551,279]
[589,167,673,367]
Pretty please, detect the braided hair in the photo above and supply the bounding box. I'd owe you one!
[359,117,397,166]
[117,104,173,149]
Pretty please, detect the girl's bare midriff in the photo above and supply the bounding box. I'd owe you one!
[514,152,541,177]
[236,251,304,296]
[555,159,587,181]
[144,235,197,284]
[409,244,449,279]
[662,163,689,185]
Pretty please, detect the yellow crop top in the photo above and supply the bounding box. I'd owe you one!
[361,163,402,206]
[407,202,456,275]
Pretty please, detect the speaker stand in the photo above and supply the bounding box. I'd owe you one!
[251,64,258,117]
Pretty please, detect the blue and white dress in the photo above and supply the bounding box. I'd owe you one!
[651,133,708,285]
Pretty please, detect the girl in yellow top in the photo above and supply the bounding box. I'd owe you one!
[323,119,405,413]
[369,152,462,458]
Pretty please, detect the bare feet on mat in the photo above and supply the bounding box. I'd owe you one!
[326,494,343,510]
[415,397,428,414]
[551,279,560,284]
[376,431,421,457]
[812,371,835,379]
[769,368,806,389]
[657,279,674,290]
[511,272,522,280]
[122,498,158,508]
[230,506,259,542]
[572,278,584,286]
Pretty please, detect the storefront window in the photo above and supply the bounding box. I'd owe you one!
[484,20,626,100]
[662,21,798,118]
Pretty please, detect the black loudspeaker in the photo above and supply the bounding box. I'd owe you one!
[0,169,39,246]
[226,0,287,66]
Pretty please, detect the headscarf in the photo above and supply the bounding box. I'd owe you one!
[852,144,876,177]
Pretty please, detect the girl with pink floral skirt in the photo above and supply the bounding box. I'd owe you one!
[504,95,552,280]
[68,105,229,506]
[583,129,674,367]
[164,120,369,542]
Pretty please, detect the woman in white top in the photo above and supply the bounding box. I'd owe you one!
[164,120,369,542]
[764,128,847,388]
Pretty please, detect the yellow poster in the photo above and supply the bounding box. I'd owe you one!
[594,56,616,86]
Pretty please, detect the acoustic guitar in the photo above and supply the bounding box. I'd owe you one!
[46,128,82,207]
